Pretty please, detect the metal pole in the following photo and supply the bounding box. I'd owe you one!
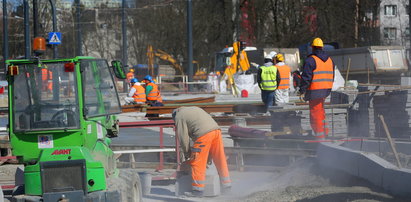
[3,0,9,73]
[187,0,193,83]
[23,0,30,59]
[122,0,128,66]
[33,0,38,37]
[409,0,411,66]
[122,0,128,92]
[75,0,82,56]
[49,0,57,58]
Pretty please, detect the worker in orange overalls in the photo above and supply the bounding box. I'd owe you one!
[142,75,163,105]
[274,53,292,104]
[172,107,231,197]
[41,68,52,92]
[124,78,146,104]
[299,38,334,140]
[126,68,135,83]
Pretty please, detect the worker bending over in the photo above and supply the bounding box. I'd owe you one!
[142,75,163,105]
[299,38,334,140]
[257,51,280,111]
[124,78,146,104]
[172,107,231,197]
[274,53,292,104]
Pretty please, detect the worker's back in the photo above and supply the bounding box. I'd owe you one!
[173,107,219,139]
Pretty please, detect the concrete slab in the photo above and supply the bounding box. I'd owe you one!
[318,141,411,197]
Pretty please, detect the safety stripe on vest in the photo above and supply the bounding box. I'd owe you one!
[312,79,334,82]
[191,148,201,152]
[262,85,277,88]
[313,71,333,75]
[262,80,275,82]
[280,78,289,80]
[278,84,289,86]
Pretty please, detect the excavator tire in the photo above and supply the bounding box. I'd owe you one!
[107,169,142,202]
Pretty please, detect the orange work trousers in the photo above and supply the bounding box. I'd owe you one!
[190,129,231,191]
[309,98,328,138]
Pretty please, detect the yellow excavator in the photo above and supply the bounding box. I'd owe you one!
[223,41,251,95]
[147,45,207,80]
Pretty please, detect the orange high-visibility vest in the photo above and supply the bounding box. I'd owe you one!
[276,65,291,89]
[132,85,146,103]
[41,68,52,81]
[147,83,162,102]
[308,55,334,90]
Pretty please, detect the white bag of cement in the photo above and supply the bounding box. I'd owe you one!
[207,74,219,92]
[234,74,254,93]
[332,67,345,91]
[219,78,227,93]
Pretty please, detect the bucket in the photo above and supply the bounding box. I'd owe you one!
[241,89,248,98]
[138,172,152,196]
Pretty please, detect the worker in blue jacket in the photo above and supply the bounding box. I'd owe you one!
[299,38,335,139]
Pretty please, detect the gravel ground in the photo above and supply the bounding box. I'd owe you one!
[144,158,410,202]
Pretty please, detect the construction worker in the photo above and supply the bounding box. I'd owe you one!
[142,75,163,105]
[274,53,292,104]
[172,107,231,197]
[299,38,335,140]
[257,51,280,111]
[41,68,53,92]
[124,78,146,104]
[126,68,135,83]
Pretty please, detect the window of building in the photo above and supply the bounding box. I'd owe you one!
[406,27,410,38]
[383,27,397,39]
[384,5,397,16]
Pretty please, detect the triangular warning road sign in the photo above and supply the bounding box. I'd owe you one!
[50,33,61,43]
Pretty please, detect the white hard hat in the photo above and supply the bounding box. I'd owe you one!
[269,51,277,58]
[265,51,277,59]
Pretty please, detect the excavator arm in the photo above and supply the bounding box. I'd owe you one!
[147,45,184,75]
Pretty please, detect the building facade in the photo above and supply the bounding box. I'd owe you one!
[379,0,410,48]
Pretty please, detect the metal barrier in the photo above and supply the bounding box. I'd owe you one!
[118,120,181,171]
[155,75,212,94]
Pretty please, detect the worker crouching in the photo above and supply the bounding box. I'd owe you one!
[124,78,146,104]
[142,75,163,106]
[172,107,231,197]
[299,38,334,139]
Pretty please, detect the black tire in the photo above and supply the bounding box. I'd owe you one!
[107,169,142,202]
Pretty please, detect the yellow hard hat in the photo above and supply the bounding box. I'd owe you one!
[130,68,135,72]
[311,37,324,47]
[275,53,284,62]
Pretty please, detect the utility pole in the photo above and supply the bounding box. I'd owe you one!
[23,0,30,59]
[3,0,8,73]
[409,0,411,64]
[122,0,128,93]
[187,0,193,83]
[75,0,82,56]
[49,0,57,58]
[122,0,128,67]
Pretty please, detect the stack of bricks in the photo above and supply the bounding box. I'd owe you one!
[346,78,411,139]
[300,95,349,137]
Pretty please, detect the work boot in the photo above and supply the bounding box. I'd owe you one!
[184,190,204,197]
